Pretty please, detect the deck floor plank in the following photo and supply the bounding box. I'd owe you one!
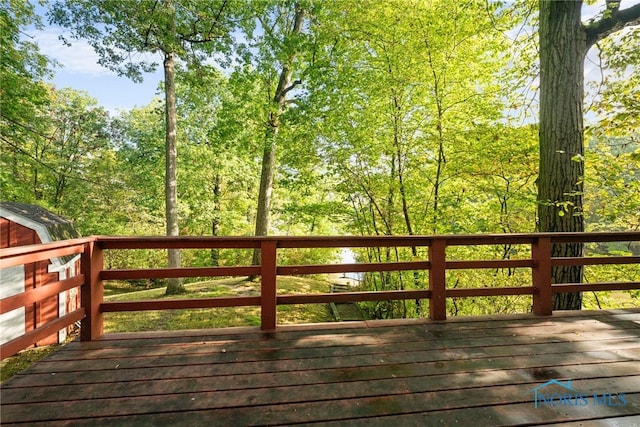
[36,318,640,361]
[14,337,640,378]
[3,359,640,406]
[2,309,639,426]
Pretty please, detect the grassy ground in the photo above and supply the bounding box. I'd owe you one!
[583,290,639,310]
[103,276,336,333]
[1,345,60,382]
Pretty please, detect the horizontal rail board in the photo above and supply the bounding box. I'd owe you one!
[552,256,640,266]
[442,235,538,246]
[446,286,534,298]
[0,243,87,269]
[101,296,261,312]
[278,232,640,247]
[0,237,91,259]
[549,232,640,243]
[276,236,435,248]
[0,275,84,315]
[277,290,432,305]
[101,266,260,281]
[92,232,640,251]
[446,259,534,270]
[0,308,85,361]
[1,232,631,254]
[97,236,262,249]
[278,261,430,276]
[552,282,640,293]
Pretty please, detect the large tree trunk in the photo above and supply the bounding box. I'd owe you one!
[538,2,586,310]
[537,1,640,309]
[163,50,184,295]
[251,5,305,269]
[251,135,277,267]
[211,173,221,266]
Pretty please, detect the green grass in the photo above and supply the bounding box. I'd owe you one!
[583,290,639,310]
[1,345,60,383]
[103,276,336,333]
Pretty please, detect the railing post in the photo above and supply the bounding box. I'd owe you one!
[429,238,447,321]
[260,239,277,331]
[81,239,103,341]
[532,236,552,316]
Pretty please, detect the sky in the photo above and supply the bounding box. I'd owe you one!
[32,26,164,114]
[29,1,638,115]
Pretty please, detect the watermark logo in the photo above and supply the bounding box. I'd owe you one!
[532,379,627,409]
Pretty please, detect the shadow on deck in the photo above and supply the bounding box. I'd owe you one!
[2,309,640,426]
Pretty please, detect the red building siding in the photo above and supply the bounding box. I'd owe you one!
[1,218,77,346]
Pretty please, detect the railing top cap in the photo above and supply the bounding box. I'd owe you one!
[94,231,640,240]
[2,232,639,258]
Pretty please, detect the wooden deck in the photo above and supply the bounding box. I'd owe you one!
[2,309,640,426]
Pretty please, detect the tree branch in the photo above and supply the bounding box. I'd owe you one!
[281,79,302,97]
[209,0,228,38]
[143,0,161,49]
[178,0,228,44]
[585,2,640,48]
[273,5,305,103]
[180,35,222,43]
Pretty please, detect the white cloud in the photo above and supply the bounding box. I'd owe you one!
[33,28,115,77]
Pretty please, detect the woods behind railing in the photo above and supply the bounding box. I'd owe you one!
[1,232,639,360]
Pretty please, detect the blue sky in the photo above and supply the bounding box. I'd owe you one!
[32,18,164,114]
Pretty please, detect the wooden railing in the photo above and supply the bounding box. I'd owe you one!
[0,238,92,360]
[1,232,639,360]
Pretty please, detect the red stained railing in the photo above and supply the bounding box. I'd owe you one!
[1,233,639,360]
[0,238,92,360]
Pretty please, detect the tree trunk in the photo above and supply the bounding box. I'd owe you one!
[537,1,640,309]
[211,173,221,266]
[398,162,422,315]
[431,94,445,235]
[538,1,586,310]
[251,5,305,269]
[33,168,41,200]
[163,50,184,295]
[251,134,277,267]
